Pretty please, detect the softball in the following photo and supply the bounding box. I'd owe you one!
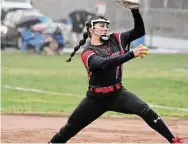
[142,46,149,56]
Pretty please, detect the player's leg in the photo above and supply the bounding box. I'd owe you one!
[49,95,106,143]
[108,88,176,143]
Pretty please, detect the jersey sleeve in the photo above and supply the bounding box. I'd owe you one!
[113,9,145,50]
[81,49,135,71]
[81,49,96,71]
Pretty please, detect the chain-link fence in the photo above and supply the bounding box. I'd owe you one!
[33,0,188,39]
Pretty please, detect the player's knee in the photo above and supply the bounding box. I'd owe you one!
[139,104,151,117]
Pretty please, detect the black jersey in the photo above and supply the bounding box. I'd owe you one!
[81,9,145,87]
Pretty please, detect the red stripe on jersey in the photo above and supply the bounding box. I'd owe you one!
[114,32,125,54]
[81,50,95,70]
[114,33,125,80]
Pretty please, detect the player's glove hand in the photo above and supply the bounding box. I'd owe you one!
[132,44,149,58]
[115,0,140,9]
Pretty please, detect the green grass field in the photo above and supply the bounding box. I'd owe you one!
[1,51,188,118]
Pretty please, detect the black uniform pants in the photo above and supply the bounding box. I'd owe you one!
[50,87,150,143]
[69,87,149,124]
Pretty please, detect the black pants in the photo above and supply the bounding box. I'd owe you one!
[50,87,151,143]
[69,87,149,124]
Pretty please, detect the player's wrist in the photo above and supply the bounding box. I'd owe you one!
[131,8,139,12]
[128,51,136,58]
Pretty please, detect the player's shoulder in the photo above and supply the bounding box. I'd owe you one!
[109,32,121,45]
[81,44,96,55]
[109,32,121,38]
[81,47,96,61]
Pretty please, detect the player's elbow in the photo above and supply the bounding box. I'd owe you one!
[141,29,145,36]
[136,30,145,39]
[138,29,145,37]
[133,28,145,39]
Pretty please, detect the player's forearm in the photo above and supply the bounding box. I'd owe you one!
[131,9,145,37]
[90,51,135,70]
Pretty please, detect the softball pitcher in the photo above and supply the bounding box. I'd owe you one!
[49,0,183,143]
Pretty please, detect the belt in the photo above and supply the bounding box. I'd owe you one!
[89,83,122,93]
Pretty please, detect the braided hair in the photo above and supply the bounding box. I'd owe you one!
[66,15,109,62]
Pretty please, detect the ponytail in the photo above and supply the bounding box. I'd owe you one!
[66,32,89,62]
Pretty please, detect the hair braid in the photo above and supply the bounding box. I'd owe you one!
[66,32,89,62]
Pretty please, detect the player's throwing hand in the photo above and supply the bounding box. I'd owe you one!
[132,44,149,58]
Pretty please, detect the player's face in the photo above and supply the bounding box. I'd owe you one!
[93,22,109,37]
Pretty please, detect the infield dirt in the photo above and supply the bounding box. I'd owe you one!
[1,114,188,143]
